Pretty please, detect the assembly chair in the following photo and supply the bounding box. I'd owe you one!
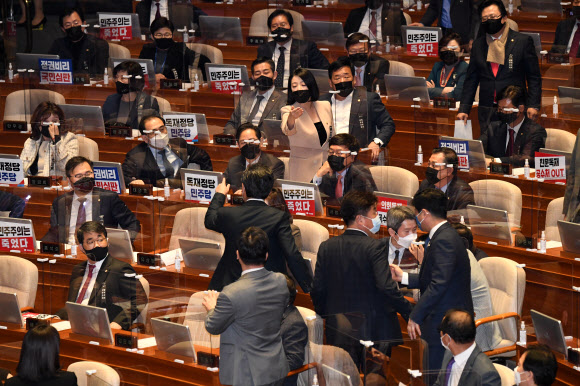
[108,43,131,60]
[68,361,120,386]
[168,207,225,253]
[184,292,220,348]
[293,219,329,274]
[545,197,565,242]
[76,135,99,161]
[545,128,576,153]
[0,255,38,311]
[4,90,65,122]
[369,166,419,196]
[388,61,415,77]
[494,363,516,386]
[469,179,522,229]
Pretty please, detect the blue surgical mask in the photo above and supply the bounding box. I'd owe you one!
[415,211,426,231]
[363,214,381,234]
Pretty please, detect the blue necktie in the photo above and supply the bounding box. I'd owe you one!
[441,0,453,28]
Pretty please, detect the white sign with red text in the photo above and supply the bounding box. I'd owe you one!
[281,184,315,216]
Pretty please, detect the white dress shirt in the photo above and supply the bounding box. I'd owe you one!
[331,92,354,135]
[388,238,406,265]
[312,167,349,197]
[567,20,580,53]
[448,342,477,386]
[241,266,265,276]
[69,193,93,244]
[401,220,447,285]
[250,87,275,126]
[359,5,383,43]
[272,39,293,87]
[493,118,524,163]
[77,257,106,304]
[149,0,169,27]
[148,145,183,178]
[245,154,262,168]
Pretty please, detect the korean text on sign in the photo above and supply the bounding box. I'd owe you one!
[439,139,470,170]
[184,174,218,202]
[406,30,438,57]
[0,223,34,253]
[39,59,73,85]
[0,158,24,186]
[94,167,122,194]
[165,114,198,143]
[534,152,566,183]
[99,14,132,41]
[209,68,243,94]
[281,184,316,216]
[377,196,408,226]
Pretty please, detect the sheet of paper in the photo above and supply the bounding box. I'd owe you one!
[454,120,473,139]
[159,249,179,266]
[546,240,563,249]
[51,321,71,331]
[138,337,157,349]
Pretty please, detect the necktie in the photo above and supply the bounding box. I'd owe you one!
[444,358,456,386]
[247,95,265,124]
[491,62,499,77]
[159,150,175,178]
[569,26,580,58]
[76,264,96,303]
[424,236,430,249]
[394,249,400,265]
[369,11,377,38]
[155,1,161,20]
[355,68,363,87]
[274,46,285,88]
[75,198,86,234]
[335,174,343,199]
[506,128,515,156]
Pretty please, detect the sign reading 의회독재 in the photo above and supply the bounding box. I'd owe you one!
[209,67,243,94]
[0,221,34,253]
[281,184,315,216]
[534,152,566,183]
[439,139,470,170]
[0,158,25,186]
[39,59,73,84]
[377,196,408,227]
[94,166,123,194]
[406,29,438,57]
[99,14,132,40]
[165,114,198,143]
[184,172,218,202]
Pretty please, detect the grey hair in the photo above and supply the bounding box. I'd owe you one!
[386,206,416,231]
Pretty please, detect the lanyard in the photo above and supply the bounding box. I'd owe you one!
[154,49,168,72]
[439,65,455,87]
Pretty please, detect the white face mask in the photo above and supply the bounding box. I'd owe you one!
[513,368,527,385]
[440,334,450,351]
[150,132,169,149]
[396,232,417,249]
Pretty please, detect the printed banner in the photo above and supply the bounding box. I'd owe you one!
[439,139,469,170]
[99,14,132,40]
[39,59,73,85]
[0,222,34,253]
[165,114,198,143]
[94,166,123,194]
[209,67,243,94]
[0,158,25,186]
[281,184,315,216]
[534,152,566,183]
[406,29,438,57]
[377,196,408,227]
[183,173,218,202]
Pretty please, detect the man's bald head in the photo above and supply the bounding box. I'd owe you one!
[439,309,476,344]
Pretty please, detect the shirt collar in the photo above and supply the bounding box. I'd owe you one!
[331,90,354,105]
[429,220,447,239]
[245,153,262,168]
[257,85,275,100]
[347,228,368,236]
[508,117,525,136]
[149,145,169,158]
[241,266,265,275]
[388,237,405,253]
[246,198,265,202]
[86,255,106,272]
[276,38,292,51]
[453,342,477,366]
[367,5,382,14]
[440,181,451,193]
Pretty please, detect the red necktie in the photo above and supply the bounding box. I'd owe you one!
[155,1,161,20]
[335,174,343,199]
[369,11,377,38]
[491,62,499,77]
[76,264,96,303]
[506,128,515,156]
[569,26,580,58]
[75,198,86,235]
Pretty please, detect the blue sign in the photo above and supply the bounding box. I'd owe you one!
[94,166,122,194]
[438,139,470,170]
[38,59,73,84]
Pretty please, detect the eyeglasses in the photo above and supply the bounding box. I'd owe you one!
[481,14,502,22]
[328,150,351,157]
[348,49,369,55]
[72,171,94,179]
[153,33,173,39]
[427,162,447,169]
[64,20,81,29]
[84,236,107,248]
[143,126,168,136]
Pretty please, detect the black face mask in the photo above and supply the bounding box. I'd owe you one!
[425,167,441,185]
[40,124,52,138]
[115,81,131,95]
[328,155,346,172]
[366,0,383,10]
[482,18,505,35]
[66,25,84,41]
[574,6,580,18]
[349,53,369,67]
[73,177,95,194]
[155,37,174,50]
[498,111,519,125]
[439,50,459,65]
[272,27,292,43]
[241,143,260,160]
[292,89,310,104]
[334,81,354,98]
[86,246,109,262]
[254,75,274,91]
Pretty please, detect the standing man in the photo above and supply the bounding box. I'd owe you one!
[390,188,473,377]
[564,128,580,222]
[456,0,541,134]
[344,0,407,44]
[205,164,312,292]
[550,0,580,56]
[345,32,389,93]
[203,227,290,386]
[311,190,412,367]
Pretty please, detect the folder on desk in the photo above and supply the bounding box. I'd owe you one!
[0,292,24,327]
[66,302,114,344]
[151,317,197,360]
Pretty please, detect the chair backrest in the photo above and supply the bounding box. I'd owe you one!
[134,276,150,325]
[68,361,120,386]
[469,179,522,228]
[494,363,515,386]
[545,128,576,153]
[76,135,99,161]
[4,90,66,122]
[293,219,329,273]
[0,255,38,309]
[184,292,220,348]
[154,96,172,114]
[403,12,412,25]
[296,307,323,346]
[545,197,565,242]
[279,156,290,179]
[479,257,526,343]
[369,166,419,196]
[108,42,131,59]
[388,61,415,77]
[248,9,305,40]
[168,207,225,252]
[317,344,363,386]
[186,43,224,64]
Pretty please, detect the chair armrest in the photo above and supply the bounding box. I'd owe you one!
[404,296,416,305]
[475,312,519,328]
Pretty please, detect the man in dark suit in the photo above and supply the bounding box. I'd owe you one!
[515,345,558,386]
[55,221,146,331]
[564,128,580,222]
[313,134,377,201]
[480,85,546,167]
[457,0,541,134]
[320,57,395,162]
[417,147,475,211]
[343,0,407,44]
[281,275,308,386]
[122,115,212,188]
[433,309,500,386]
[223,57,287,135]
[204,163,312,292]
[0,190,25,218]
[43,156,140,245]
[136,0,207,36]
[48,7,109,77]
[257,9,329,89]
[311,190,412,367]
[385,205,420,273]
[345,33,389,93]
[224,123,285,193]
[550,1,580,56]
[391,189,473,377]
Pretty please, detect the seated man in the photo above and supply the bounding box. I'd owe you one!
[281,275,308,386]
[136,0,206,36]
[122,114,212,188]
[417,147,475,211]
[223,123,284,193]
[43,156,140,244]
[480,85,546,167]
[313,134,377,201]
[223,57,286,135]
[344,0,406,44]
[345,32,389,93]
[515,345,558,386]
[320,57,395,162]
[257,9,329,89]
[550,1,580,57]
[49,7,109,77]
[0,190,25,218]
[56,221,146,331]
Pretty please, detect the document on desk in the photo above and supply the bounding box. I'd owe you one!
[51,321,71,331]
[454,120,473,140]
[138,337,157,349]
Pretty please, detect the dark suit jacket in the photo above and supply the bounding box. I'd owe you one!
[204,194,313,292]
[320,87,396,147]
[480,117,546,167]
[317,160,377,199]
[343,6,407,44]
[358,54,390,94]
[460,29,542,113]
[382,237,419,271]
[427,60,469,100]
[48,34,109,76]
[139,42,210,82]
[102,92,160,132]
[550,17,580,55]
[418,176,475,211]
[136,0,207,35]
[43,187,141,243]
[122,137,212,188]
[5,372,77,386]
[257,39,330,77]
[433,344,501,386]
[0,190,25,218]
[223,88,287,135]
[55,255,143,330]
[420,0,477,43]
[223,152,285,192]
[281,304,308,386]
[564,128,580,219]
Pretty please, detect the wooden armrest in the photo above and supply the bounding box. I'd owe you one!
[475,312,519,327]
[20,307,33,312]
[286,362,318,377]
[404,296,416,305]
